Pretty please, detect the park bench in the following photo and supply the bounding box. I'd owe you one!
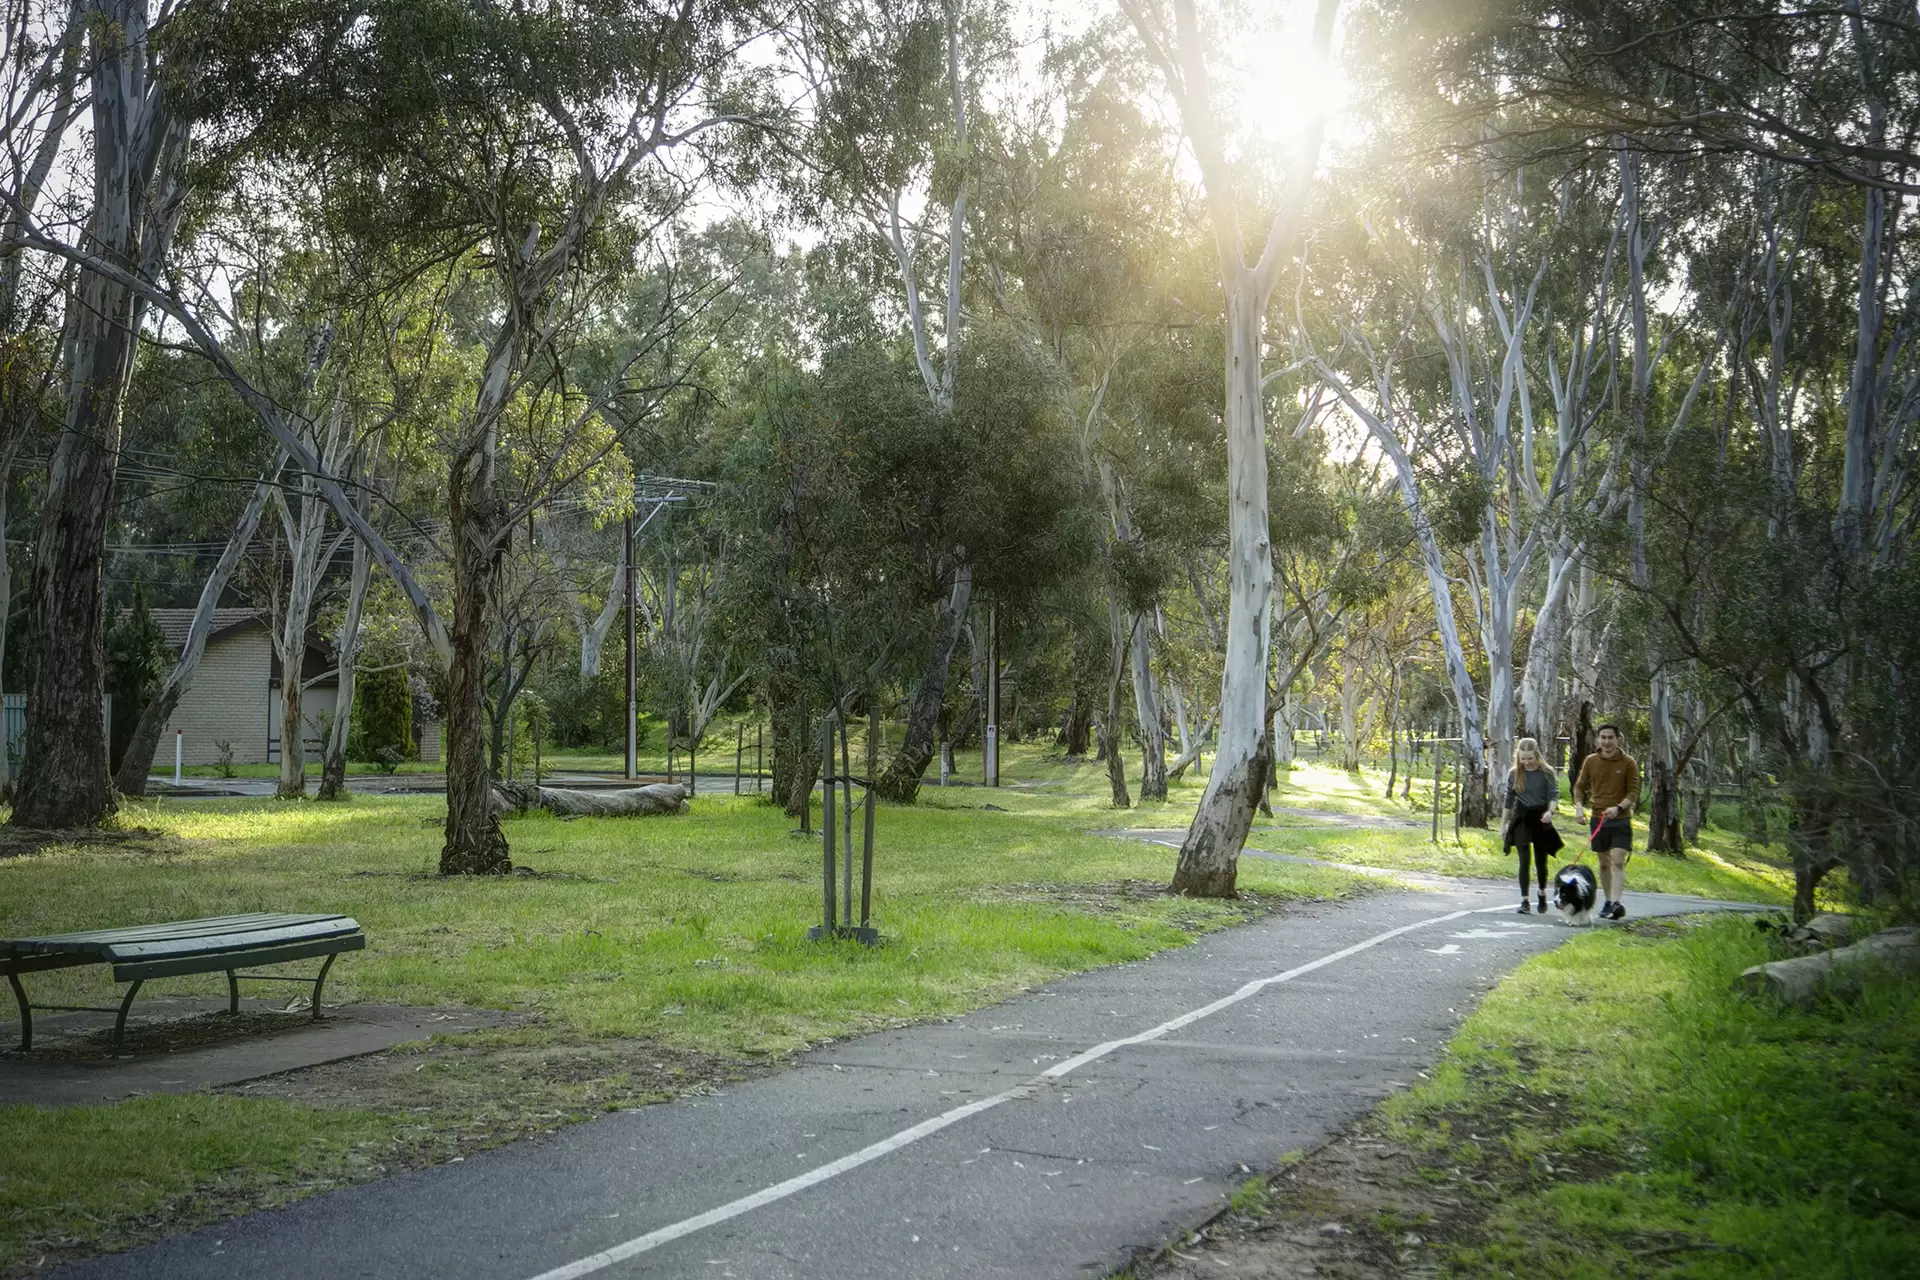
[1,913,364,1054]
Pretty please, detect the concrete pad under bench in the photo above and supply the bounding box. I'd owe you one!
[0,1000,521,1106]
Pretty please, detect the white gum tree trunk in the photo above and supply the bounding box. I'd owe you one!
[114,454,285,797]
[576,537,629,677]
[1122,0,1340,897]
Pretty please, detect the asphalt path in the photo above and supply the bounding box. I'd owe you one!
[55,869,1760,1280]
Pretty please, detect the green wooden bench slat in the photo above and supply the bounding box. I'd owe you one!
[1,915,355,961]
[5,913,342,947]
[2,913,304,946]
[102,920,362,962]
[4,914,365,1054]
[112,933,366,981]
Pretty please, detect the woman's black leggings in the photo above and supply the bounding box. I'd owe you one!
[1516,837,1547,894]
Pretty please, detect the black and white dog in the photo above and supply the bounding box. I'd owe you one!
[1552,864,1600,926]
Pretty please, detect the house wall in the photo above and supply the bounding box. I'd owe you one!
[268,684,339,764]
[146,629,274,767]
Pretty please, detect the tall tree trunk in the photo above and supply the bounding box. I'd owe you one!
[115,461,281,796]
[1060,694,1091,757]
[1276,691,1296,773]
[874,565,971,803]
[1172,295,1270,896]
[1645,672,1682,852]
[10,0,168,830]
[12,275,140,829]
[318,525,371,801]
[1338,648,1364,772]
[1103,607,1131,808]
[440,467,510,874]
[0,485,11,796]
[1127,612,1166,800]
[1518,544,1576,746]
[579,537,627,677]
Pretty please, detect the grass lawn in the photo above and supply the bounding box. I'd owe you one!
[0,738,1806,1274]
[1379,914,1920,1276]
[0,774,1358,1273]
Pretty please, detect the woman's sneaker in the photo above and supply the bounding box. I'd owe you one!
[1517,899,1532,914]
[1605,901,1627,921]
[1537,893,1547,914]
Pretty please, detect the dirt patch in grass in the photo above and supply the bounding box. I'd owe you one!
[976,879,1293,915]
[1116,1128,1489,1279]
[225,1029,765,1133]
[0,825,184,860]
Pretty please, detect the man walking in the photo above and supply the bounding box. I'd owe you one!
[1572,723,1639,921]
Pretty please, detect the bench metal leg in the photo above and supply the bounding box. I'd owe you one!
[111,980,145,1056]
[310,954,336,1020]
[7,973,29,1052]
[227,970,240,1014]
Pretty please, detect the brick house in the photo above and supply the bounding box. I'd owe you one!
[142,610,441,769]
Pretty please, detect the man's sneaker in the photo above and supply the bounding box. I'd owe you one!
[1517,899,1532,914]
[1606,901,1627,921]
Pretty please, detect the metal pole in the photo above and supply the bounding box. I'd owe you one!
[757,721,764,793]
[840,718,853,927]
[624,512,637,781]
[734,724,743,795]
[173,730,182,786]
[986,605,999,786]
[862,703,877,928]
[1430,732,1442,844]
[820,724,836,934]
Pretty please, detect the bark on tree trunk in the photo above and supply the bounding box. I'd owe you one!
[13,0,184,830]
[1103,612,1131,809]
[318,526,371,802]
[440,469,510,875]
[1060,696,1091,757]
[1338,648,1364,772]
[1645,673,1683,852]
[1172,297,1271,898]
[1128,613,1166,800]
[1517,547,1576,745]
[874,565,971,803]
[12,287,138,829]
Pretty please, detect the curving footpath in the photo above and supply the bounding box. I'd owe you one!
[53,861,1763,1280]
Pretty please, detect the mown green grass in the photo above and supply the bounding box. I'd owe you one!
[1382,915,1920,1277]
[0,1097,392,1267]
[0,794,1355,1052]
[0,779,1364,1273]
[0,740,1801,1274]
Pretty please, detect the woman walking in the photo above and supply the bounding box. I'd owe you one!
[1503,737,1562,913]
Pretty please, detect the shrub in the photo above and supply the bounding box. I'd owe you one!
[352,664,413,762]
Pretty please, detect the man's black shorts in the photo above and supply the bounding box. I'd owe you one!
[1589,816,1633,853]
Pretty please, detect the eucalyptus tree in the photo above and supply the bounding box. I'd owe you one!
[4,0,210,827]
[800,0,1000,802]
[1118,0,1341,896]
[0,0,83,798]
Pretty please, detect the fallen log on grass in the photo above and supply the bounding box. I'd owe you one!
[1735,926,1918,1009]
[492,782,689,818]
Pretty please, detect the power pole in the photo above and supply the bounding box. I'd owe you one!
[624,510,637,781]
[985,605,999,786]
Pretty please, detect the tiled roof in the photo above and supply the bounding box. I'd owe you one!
[144,608,267,650]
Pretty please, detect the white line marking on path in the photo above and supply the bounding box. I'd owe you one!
[1425,944,1463,955]
[523,900,1518,1280]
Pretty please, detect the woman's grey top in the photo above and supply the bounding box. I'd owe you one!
[1505,766,1559,813]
